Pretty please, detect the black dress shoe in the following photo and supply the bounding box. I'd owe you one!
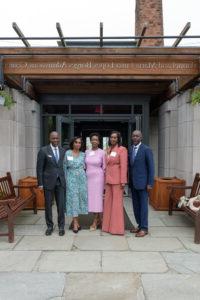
[59,229,65,236]
[45,228,53,236]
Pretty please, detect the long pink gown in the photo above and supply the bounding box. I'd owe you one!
[85,148,106,213]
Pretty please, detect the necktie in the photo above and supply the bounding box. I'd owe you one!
[54,147,59,163]
[132,146,137,161]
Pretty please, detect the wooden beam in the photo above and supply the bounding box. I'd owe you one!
[100,22,103,48]
[3,55,199,77]
[172,22,191,48]
[4,74,23,90]
[56,23,66,47]
[178,75,200,91]
[12,23,30,47]
[1,47,200,56]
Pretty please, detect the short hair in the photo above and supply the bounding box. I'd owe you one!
[89,132,101,141]
[69,136,84,150]
[108,131,122,146]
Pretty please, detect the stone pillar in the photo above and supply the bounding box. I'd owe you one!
[135,0,164,46]
[158,89,200,186]
[0,87,40,183]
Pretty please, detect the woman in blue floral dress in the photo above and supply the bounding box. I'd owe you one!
[63,136,88,233]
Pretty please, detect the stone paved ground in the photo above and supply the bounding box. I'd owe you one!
[0,197,200,300]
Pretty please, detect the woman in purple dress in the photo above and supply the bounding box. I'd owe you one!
[85,133,106,230]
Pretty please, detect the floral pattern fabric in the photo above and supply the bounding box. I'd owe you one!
[63,150,88,216]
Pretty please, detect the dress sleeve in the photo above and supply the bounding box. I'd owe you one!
[119,147,128,184]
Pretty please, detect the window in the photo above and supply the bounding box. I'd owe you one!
[71,105,101,114]
[43,105,69,114]
[102,105,131,114]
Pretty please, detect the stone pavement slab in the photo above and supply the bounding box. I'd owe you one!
[4,224,47,236]
[14,215,41,225]
[150,226,194,237]
[148,217,165,227]
[64,273,144,300]
[178,237,200,253]
[0,272,65,300]
[102,251,168,273]
[141,274,200,300]
[160,214,193,227]
[36,251,101,272]
[127,236,186,252]
[0,251,41,272]
[74,235,129,251]
[162,252,200,274]
[14,235,74,251]
[0,236,22,250]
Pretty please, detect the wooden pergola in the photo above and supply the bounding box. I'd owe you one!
[0,23,200,112]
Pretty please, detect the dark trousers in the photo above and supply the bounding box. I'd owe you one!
[44,178,65,230]
[131,188,148,231]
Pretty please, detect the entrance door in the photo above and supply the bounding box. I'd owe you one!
[74,121,129,150]
[57,116,74,149]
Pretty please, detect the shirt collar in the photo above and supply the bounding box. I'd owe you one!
[50,144,58,150]
[133,142,141,149]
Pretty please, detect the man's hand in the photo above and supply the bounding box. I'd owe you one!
[147,185,152,193]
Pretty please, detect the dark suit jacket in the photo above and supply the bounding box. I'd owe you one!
[36,145,66,190]
[129,143,154,190]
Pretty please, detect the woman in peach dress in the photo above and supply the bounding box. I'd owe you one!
[102,131,128,235]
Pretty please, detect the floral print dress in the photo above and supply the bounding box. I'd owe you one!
[63,150,88,217]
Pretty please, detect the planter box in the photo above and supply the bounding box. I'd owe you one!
[149,177,186,211]
[18,176,45,210]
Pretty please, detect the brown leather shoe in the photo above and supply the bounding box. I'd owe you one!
[130,227,140,233]
[135,230,148,237]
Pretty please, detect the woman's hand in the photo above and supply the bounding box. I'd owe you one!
[121,183,125,189]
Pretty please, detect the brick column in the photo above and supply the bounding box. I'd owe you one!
[135,0,164,46]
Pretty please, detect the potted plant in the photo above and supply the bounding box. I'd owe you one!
[191,88,200,105]
[0,90,15,109]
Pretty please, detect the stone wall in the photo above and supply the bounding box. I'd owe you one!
[135,0,164,46]
[149,116,158,176]
[0,87,40,184]
[158,89,200,185]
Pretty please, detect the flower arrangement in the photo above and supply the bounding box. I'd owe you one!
[178,195,200,212]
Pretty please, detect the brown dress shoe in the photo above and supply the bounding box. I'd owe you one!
[130,227,140,233]
[135,230,148,237]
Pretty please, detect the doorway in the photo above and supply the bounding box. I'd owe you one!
[74,121,129,150]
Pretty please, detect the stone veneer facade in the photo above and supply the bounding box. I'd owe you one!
[157,89,200,185]
[135,0,164,46]
[0,87,40,183]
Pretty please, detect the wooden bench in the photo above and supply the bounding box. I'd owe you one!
[168,173,200,244]
[0,172,37,243]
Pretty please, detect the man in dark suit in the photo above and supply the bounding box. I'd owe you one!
[37,131,66,236]
[129,130,154,237]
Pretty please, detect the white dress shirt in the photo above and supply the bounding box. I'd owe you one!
[50,144,60,161]
[133,142,141,156]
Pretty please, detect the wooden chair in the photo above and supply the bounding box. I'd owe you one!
[168,173,200,244]
[0,172,37,243]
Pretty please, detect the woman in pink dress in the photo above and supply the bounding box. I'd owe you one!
[85,133,106,230]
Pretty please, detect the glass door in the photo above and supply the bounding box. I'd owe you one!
[57,116,74,149]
